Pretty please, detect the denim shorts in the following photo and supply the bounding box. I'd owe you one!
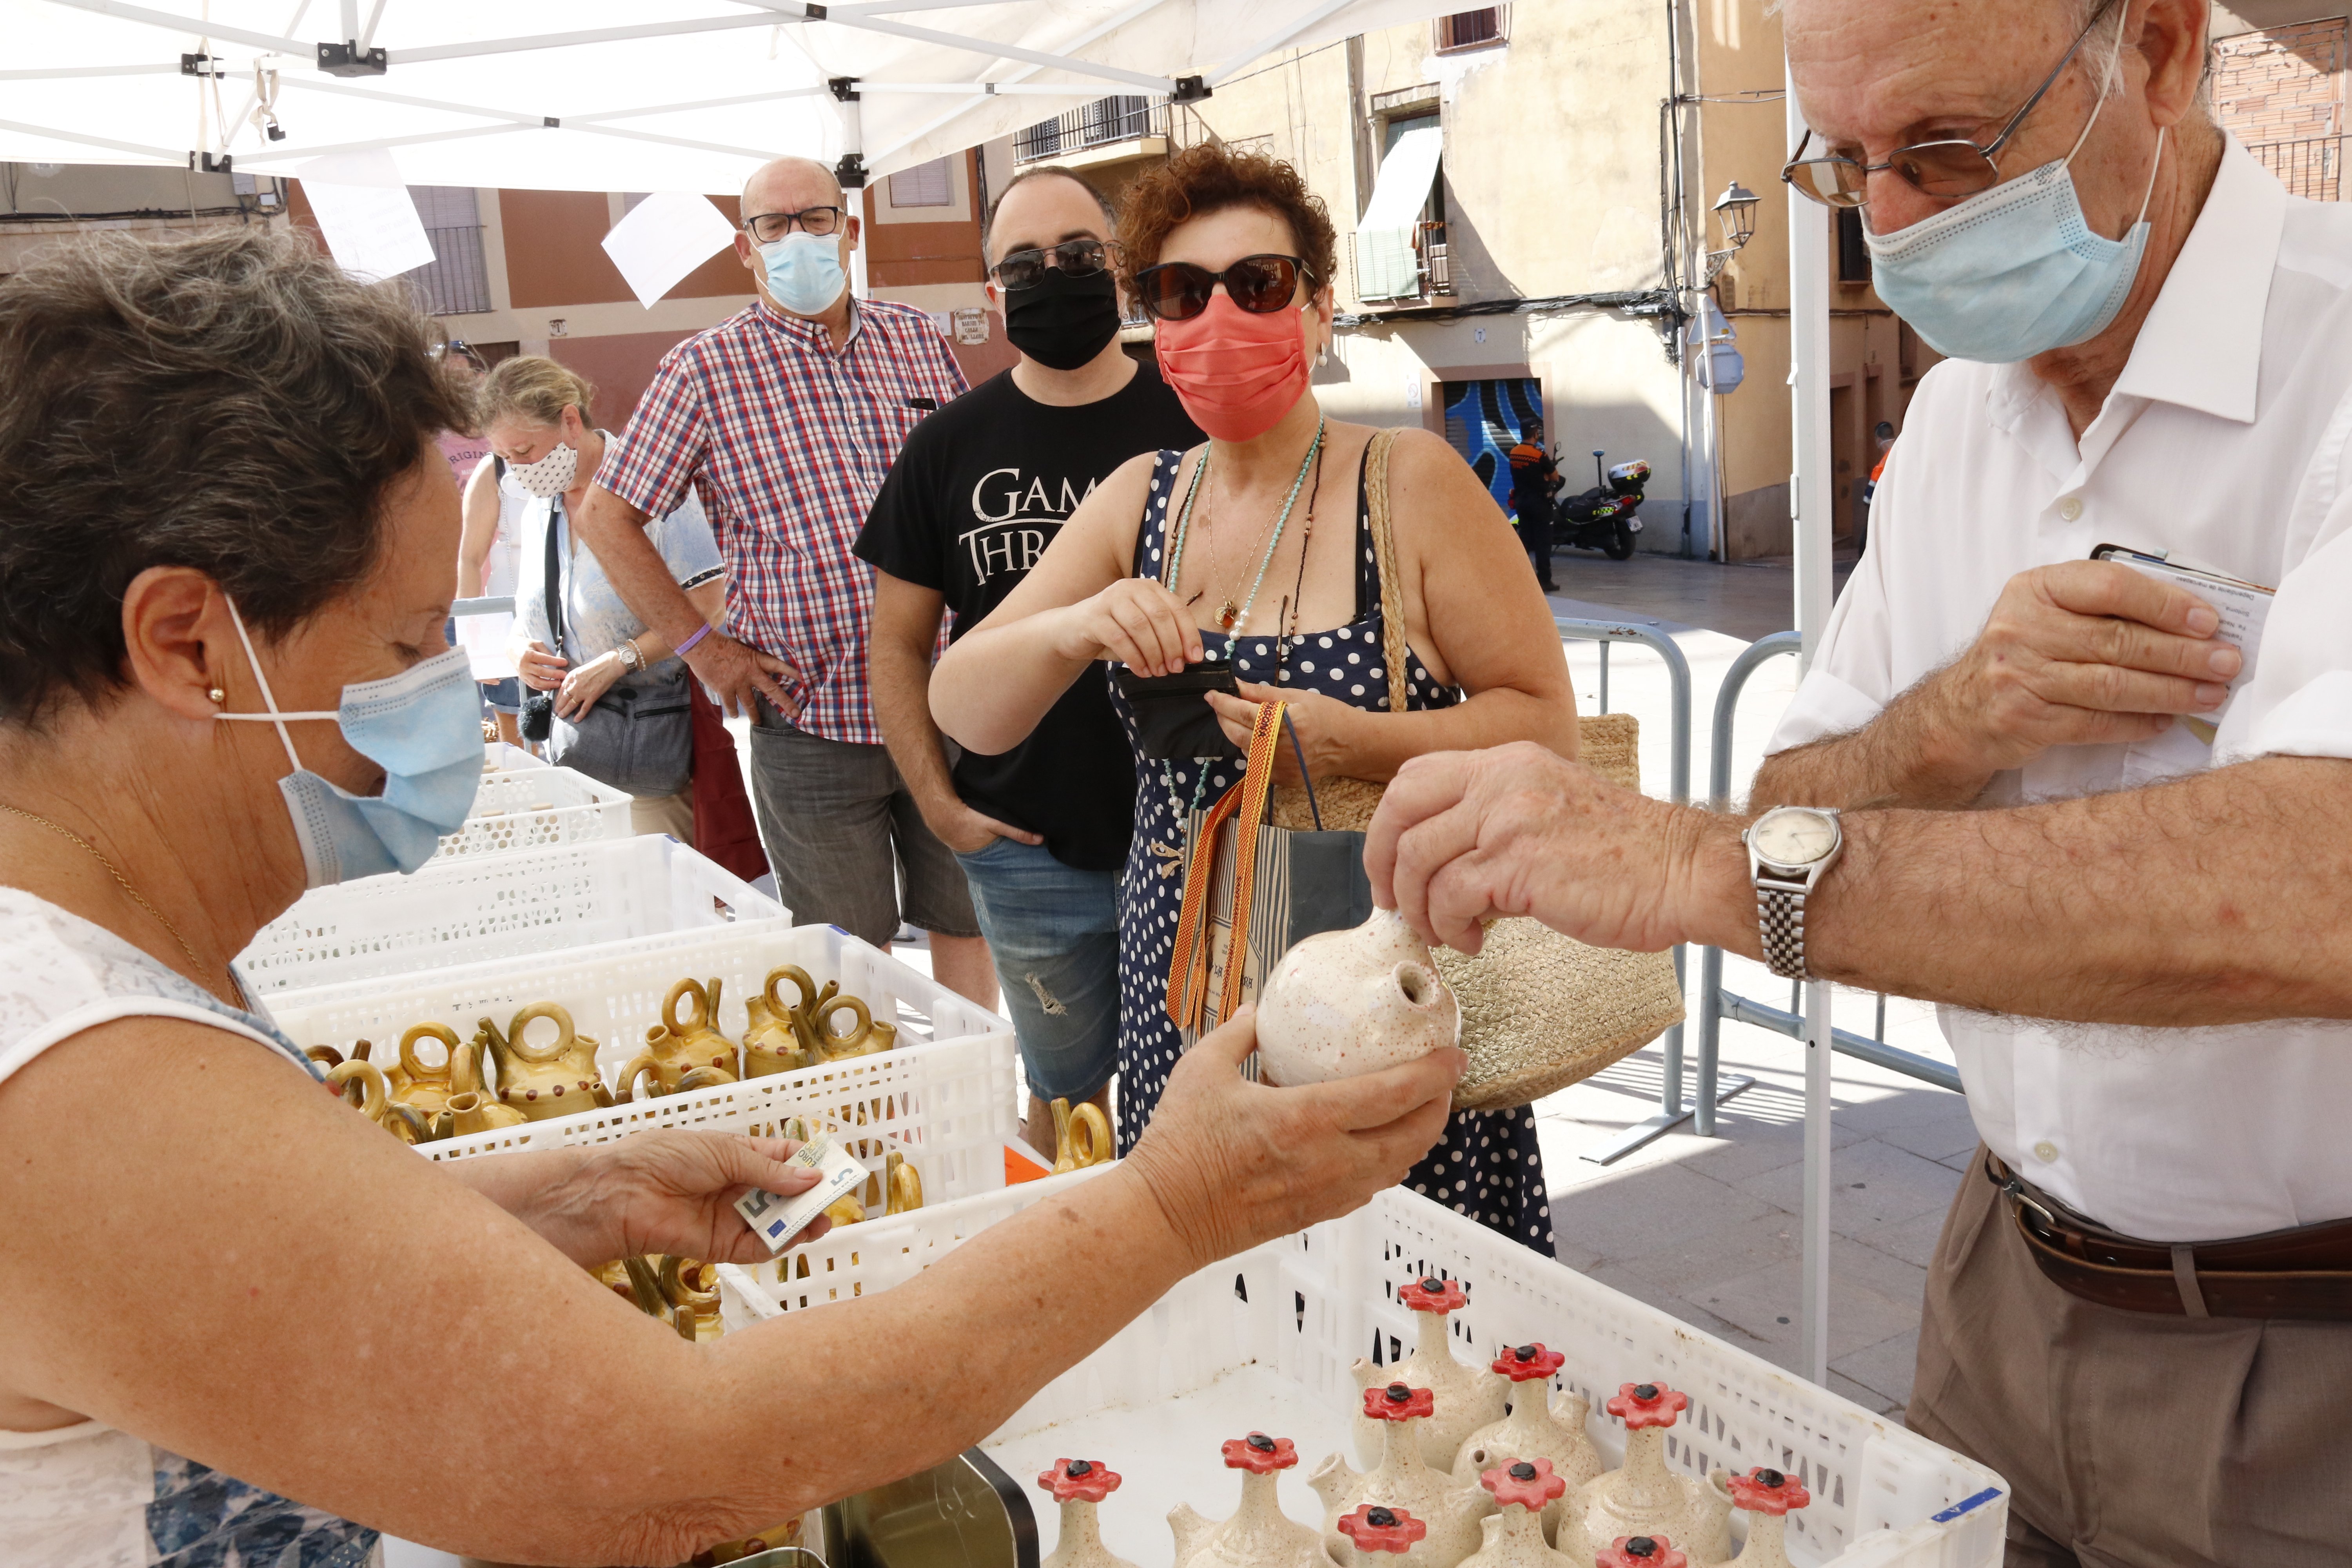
[479,676,521,717]
[954,836,1120,1103]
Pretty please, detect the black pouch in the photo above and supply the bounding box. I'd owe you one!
[519,687,554,742]
[1112,661,1243,761]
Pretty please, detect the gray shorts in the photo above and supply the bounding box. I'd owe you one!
[745,710,977,948]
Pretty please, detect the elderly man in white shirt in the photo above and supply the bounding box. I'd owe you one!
[1363,0,2352,1562]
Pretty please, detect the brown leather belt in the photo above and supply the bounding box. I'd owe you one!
[1986,1152,2352,1319]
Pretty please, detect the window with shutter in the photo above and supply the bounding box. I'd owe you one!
[887,158,955,208]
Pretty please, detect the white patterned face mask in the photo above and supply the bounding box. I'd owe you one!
[506,440,578,498]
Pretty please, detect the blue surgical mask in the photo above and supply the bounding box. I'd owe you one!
[1865,40,2165,364]
[215,600,484,887]
[760,230,848,316]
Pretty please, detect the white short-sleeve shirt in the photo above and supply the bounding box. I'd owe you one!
[1766,137,2352,1242]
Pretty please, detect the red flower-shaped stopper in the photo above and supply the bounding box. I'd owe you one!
[1604,1382,1687,1430]
[1361,1382,1436,1422]
[1490,1343,1566,1383]
[1596,1535,1687,1568]
[1726,1467,1810,1516]
[1221,1433,1298,1472]
[1037,1459,1120,1504]
[1398,1275,1468,1314]
[1481,1458,1567,1512]
[1338,1504,1428,1556]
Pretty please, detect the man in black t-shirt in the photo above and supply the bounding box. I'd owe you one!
[856,167,1201,1156]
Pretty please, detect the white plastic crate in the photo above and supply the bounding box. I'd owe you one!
[483,741,546,771]
[720,1182,2005,1568]
[266,921,1012,1111]
[238,837,788,996]
[437,764,632,861]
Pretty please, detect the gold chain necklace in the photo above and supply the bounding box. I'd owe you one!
[0,801,218,984]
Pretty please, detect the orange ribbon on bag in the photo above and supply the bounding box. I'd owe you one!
[1165,698,1289,1032]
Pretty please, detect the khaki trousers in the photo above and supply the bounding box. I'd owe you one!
[628,790,694,845]
[1910,1150,2352,1566]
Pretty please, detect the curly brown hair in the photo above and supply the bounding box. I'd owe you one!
[1115,141,1338,296]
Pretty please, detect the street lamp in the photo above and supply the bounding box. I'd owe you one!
[1704,180,1760,283]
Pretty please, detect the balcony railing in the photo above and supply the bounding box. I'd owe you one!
[1014,95,1169,163]
[1353,220,1454,304]
[2249,134,2343,201]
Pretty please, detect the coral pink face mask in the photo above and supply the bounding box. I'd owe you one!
[1153,294,1313,443]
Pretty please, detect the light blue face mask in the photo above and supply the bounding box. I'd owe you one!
[1865,38,2166,364]
[216,600,484,887]
[760,230,848,316]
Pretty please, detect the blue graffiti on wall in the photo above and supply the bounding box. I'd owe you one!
[1442,379,1544,515]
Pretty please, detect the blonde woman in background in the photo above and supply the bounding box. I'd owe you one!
[487,357,724,842]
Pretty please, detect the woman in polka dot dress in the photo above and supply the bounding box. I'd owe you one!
[929,142,1581,1254]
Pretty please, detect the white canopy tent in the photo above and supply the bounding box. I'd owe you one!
[2,0,1474,192]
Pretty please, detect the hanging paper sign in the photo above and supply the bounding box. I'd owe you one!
[952,307,989,345]
[602,191,739,309]
[294,150,436,282]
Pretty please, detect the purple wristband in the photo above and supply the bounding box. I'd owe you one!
[674,622,713,659]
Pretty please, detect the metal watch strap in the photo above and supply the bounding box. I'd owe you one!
[1756,878,1810,980]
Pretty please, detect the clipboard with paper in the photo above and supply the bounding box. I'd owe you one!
[2091,544,2275,745]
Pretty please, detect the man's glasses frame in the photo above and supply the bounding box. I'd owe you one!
[1781,0,2120,209]
[1132,254,1316,323]
[742,206,846,245]
[990,238,1120,291]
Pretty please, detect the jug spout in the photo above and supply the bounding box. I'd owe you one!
[1168,1503,1212,1564]
[1307,1452,1358,1510]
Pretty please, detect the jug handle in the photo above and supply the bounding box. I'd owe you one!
[813,995,873,1057]
[1053,1100,1112,1173]
[616,1054,660,1102]
[325,1059,388,1123]
[508,1002,576,1063]
[764,965,819,1021]
[399,1022,461,1083]
[303,1044,344,1071]
[451,1038,488,1097]
[885,1151,923,1214]
[663,978,712,1039]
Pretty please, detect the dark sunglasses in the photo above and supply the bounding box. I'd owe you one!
[1782,0,2119,208]
[992,238,1118,290]
[1133,254,1314,322]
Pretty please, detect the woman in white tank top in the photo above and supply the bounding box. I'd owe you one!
[0,224,1458,1566]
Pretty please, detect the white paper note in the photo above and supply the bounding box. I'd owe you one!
[602,190,739,308]
[296,150,436,281]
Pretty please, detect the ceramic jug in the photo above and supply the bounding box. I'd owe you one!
[1256,907,1459,1087]
[390,1023,464,1117]
[1169,1433,1330,1568]
[766,965,878,1061]
[661,1256,725,1342]
[1595,1537,1688,1568]
[1453,1345,1599,1542]
[1036,1459,1140,1568]
[481,1004,612,1122]
[1338,1504,1428,1566]
[884,1150,923,1214]
[1312,1384,1492,1568]
[1722,1469,1808,1568]
[692,1512,804,1567]
[742,978,814,1078]
[1052,1098,1114,1174]
[323,1060,428,1143]
[1350,1277,1506,1472]
[303,1045,343,1070]
[1459,1462,1576,1568]
[443,1088,528,1135]
[1559,1386,1730,1568]
[619,979,741,1098]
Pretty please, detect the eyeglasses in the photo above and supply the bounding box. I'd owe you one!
[1782,0,2118,208]
[991,238,1119,290]
[1133,254,1314,322]
[743,205,846,244]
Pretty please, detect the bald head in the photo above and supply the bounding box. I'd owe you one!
[743,155,842,217]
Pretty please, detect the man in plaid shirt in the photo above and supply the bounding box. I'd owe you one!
[572,155,995,1002]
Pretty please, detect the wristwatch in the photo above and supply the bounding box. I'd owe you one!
[1742,806,1844,980]
[617,637,644,673]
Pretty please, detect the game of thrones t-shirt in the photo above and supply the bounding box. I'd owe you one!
[856,361,1202,871]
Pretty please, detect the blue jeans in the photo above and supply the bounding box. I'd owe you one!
[953,836,1120,1103]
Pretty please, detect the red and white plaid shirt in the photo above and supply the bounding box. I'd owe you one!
[597,298,968,745]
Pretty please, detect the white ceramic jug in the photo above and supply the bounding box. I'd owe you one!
[1458,1461,1578,1568]
[1312,1383,1494,1568]
[1349,1277,1507,1472]
[1452,1345,1600,1543]
[1723,1468,1809,1568]
[1256,908,1459,1086]
[1169,1434,1331,1568]
[1559,1385,1731,1568]
[1038,1459,1140,1568]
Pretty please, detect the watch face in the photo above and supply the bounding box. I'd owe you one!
[1751,809,1837,866]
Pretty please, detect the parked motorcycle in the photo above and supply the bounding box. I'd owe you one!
[1552,450,1651,561]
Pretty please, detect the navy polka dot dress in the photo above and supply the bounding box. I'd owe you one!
[1109,447,1555,1256]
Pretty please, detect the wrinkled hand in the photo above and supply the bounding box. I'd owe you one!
[549,1131,832,1265]
[554,651,625,721]
[517,640,569,693]
[1053,578,1204,675]
[1904,561,2240,799]
[926,796,1044,855]
[1124,1006,1463,1271]
[1365,742,1701,956]
[1207,682,1359,787]
[687,631,802,721]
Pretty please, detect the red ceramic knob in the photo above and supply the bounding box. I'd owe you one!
[1596,1536,1687,1568]
[1726,1467,1810,1515]
[1603,1383,1687,1430]
[1490,1343,1566,1383]
[1037,1459,1120,1503]
[1397,1276,1468,1314]
[1338,1504,1428,1555]
[1361,1383,1436,1421]
[1221,1433,1298,1472]
[1481,1457,1567,1512]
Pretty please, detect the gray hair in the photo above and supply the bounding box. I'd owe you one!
[0,226,470,729]
[982,166,1120,268]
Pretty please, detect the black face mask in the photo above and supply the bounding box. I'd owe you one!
[1002,265,1122,370]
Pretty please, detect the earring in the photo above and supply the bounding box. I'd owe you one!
[1317,343,1329,368]
[207,685,226,703]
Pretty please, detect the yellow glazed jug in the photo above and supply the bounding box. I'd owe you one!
[768,965,877,1061]
[324,1060,434,1144]
[618,979,741,1099]
[1051,1099,1113,1174]
[742,972,817,1078]
[390,1022,463,1118]
[443,1089,528,1135]
[481,1004,611,1122]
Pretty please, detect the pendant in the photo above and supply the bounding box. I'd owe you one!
[1216,599,1241,630]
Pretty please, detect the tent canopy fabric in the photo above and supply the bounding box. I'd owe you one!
[4,0,1472,192]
